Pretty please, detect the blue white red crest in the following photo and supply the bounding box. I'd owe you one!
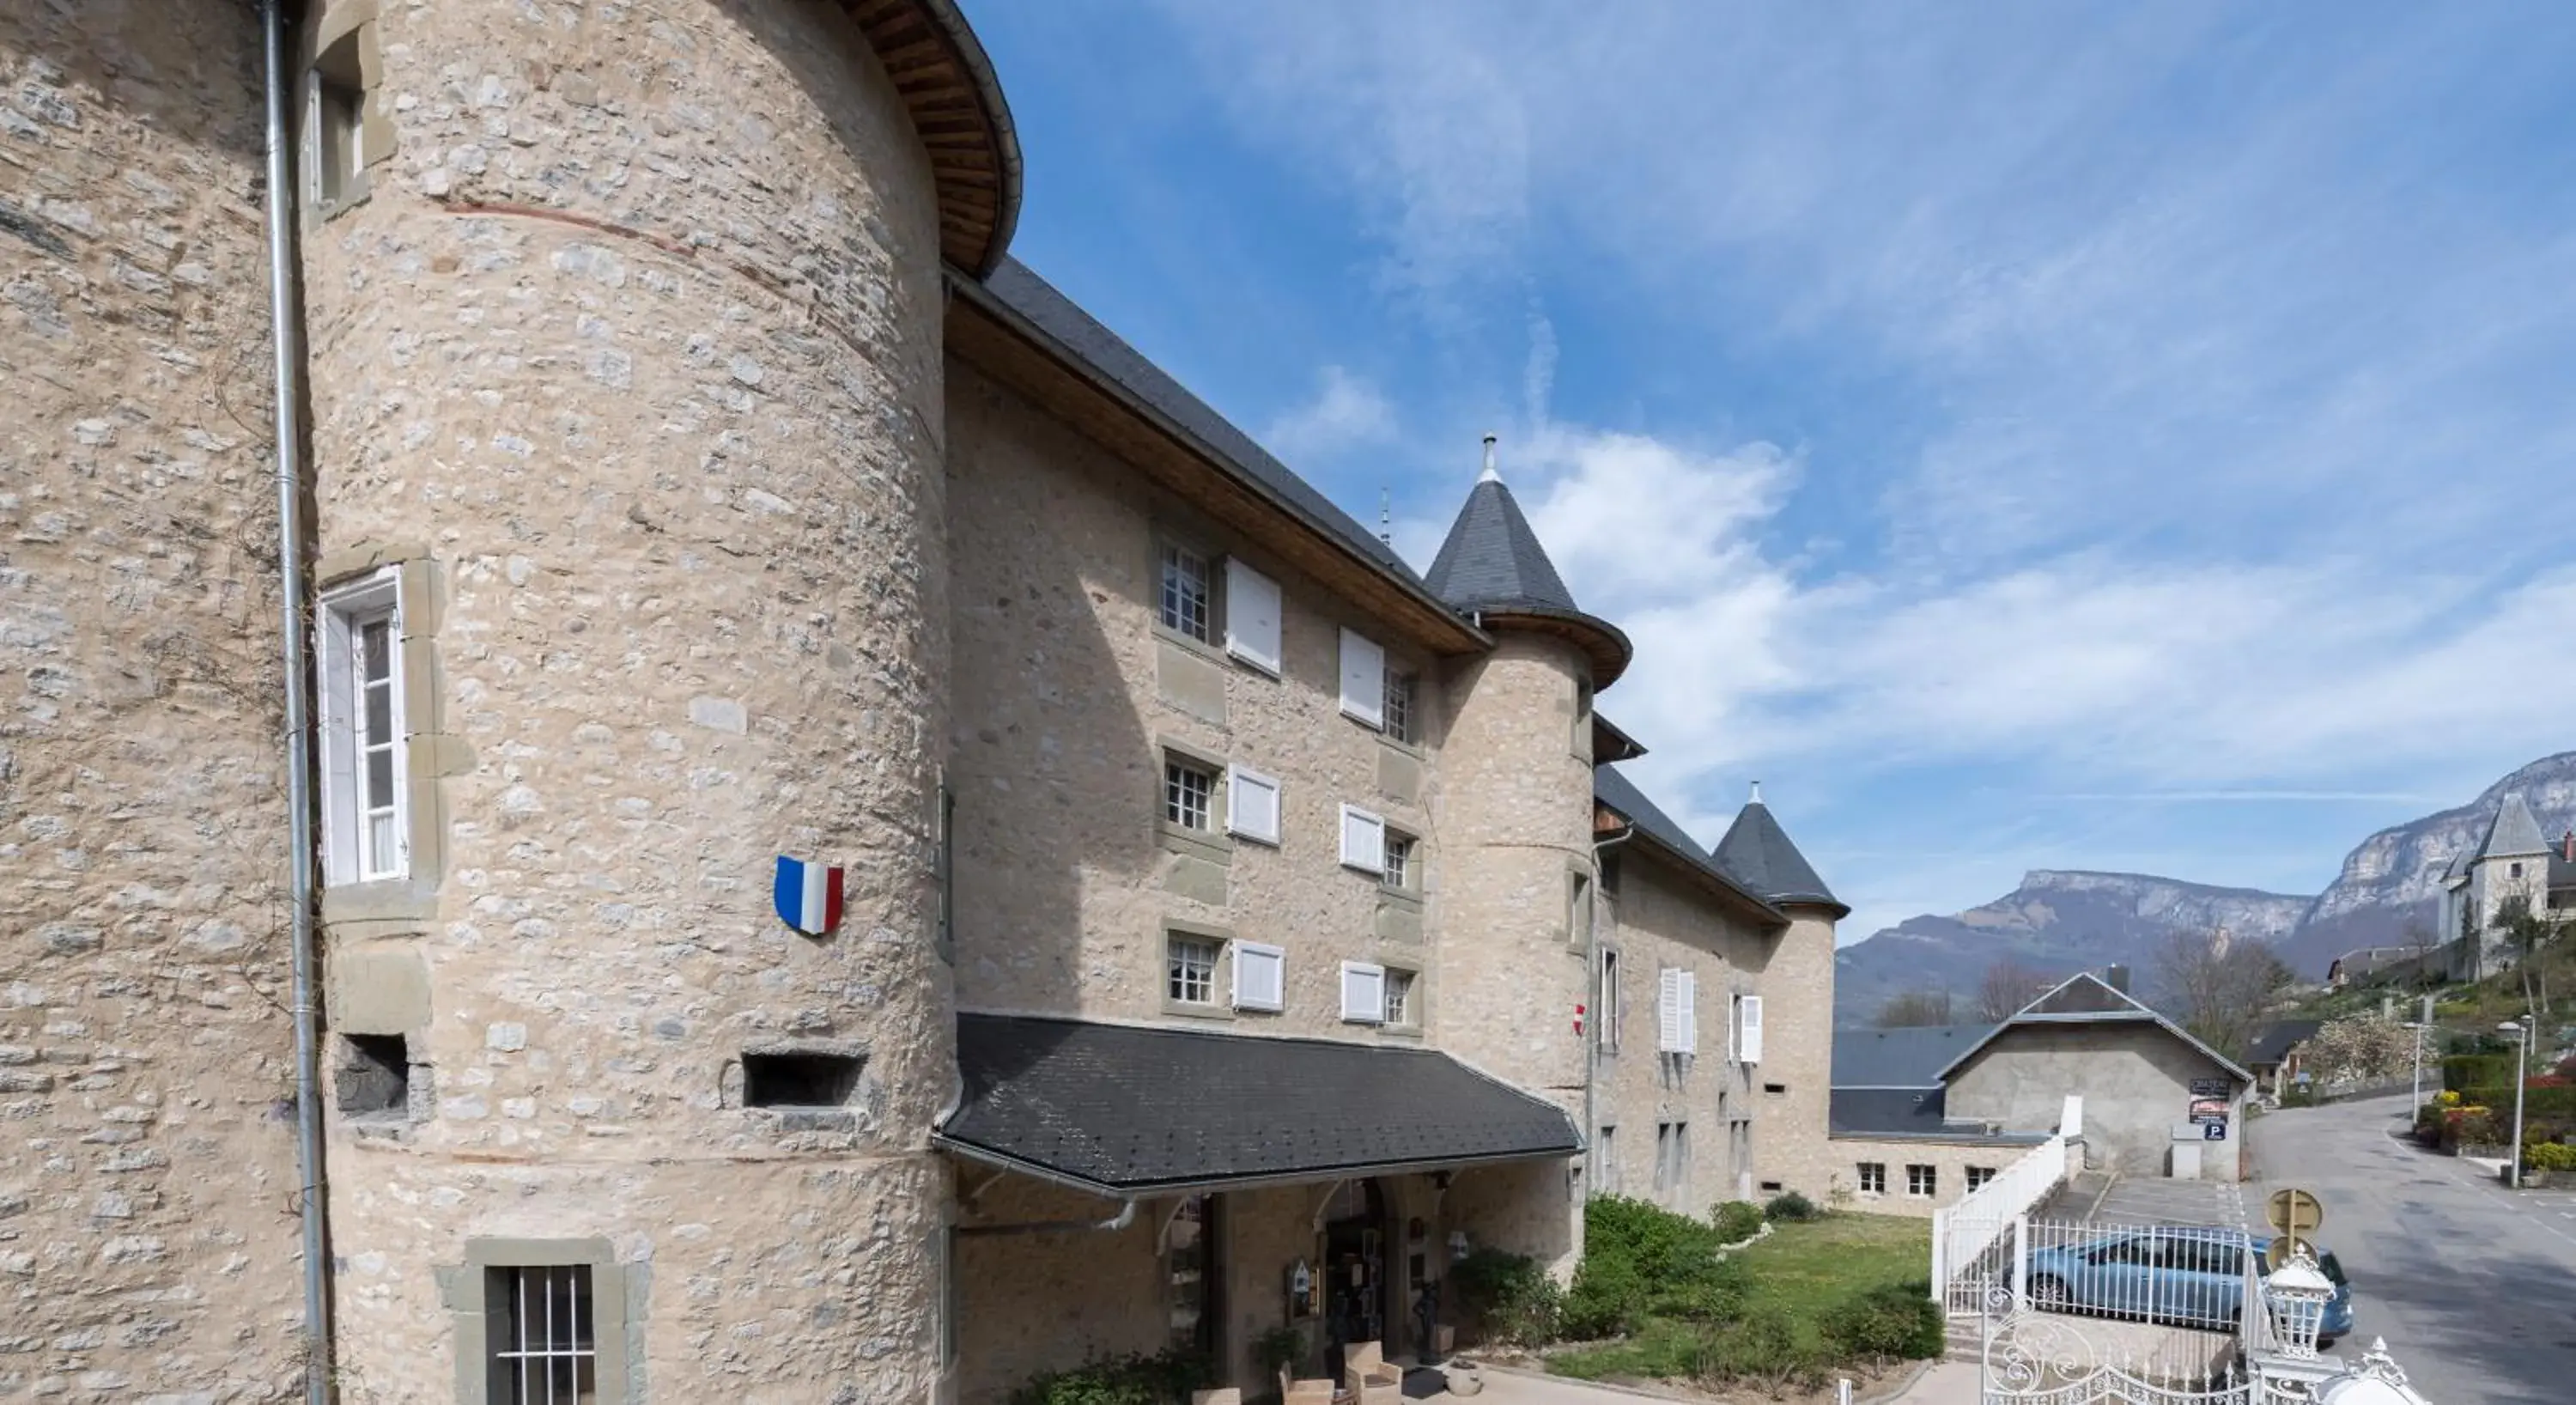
[773,855,845,936]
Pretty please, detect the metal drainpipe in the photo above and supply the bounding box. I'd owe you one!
[954,1199,1139,1238]
[259,3,331,1400]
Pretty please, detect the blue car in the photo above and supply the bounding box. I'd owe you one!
[2024,1226,2353,1345]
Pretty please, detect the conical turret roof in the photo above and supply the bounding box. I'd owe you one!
[2482,793,2549,859]
[1423,441,1632,685]
[1712,786,1844,913]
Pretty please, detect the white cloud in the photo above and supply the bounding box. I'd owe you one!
[1261,366,1399,463]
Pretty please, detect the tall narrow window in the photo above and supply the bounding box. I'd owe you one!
[1570,872,1593,949]
[1168,935,1219,1006]
[489,1264,597,1402]
[1597,1125,1618,1194]
[1163,755,1216,833]
[1158,543,1212,642]
[1382,968,1417,1027]
[1597,949,1621,1054]
[319,569,406,885]
[1383,671,1418,744]
[1382,832,1416,891]
[307,31,370,212]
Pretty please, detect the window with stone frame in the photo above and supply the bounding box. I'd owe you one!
[1382,830,1418,892]
[1382,967,1418,1027]
[1158,541,1213,643]
[1906,1163,1937,1198]
[1163,754,1217,833]
[1382,670,1419,745]
[1168,934,1220,1006]
[1596,947,1621,1054]
[487,1264,598,1401]
[1856,1162,1887,1195]
[319,568,407,885]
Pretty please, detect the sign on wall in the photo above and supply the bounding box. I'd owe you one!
[774,855,845,937]
[2188,1097,2229,1125]
[2189,1077,2232,1098]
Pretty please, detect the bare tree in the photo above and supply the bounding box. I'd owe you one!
[1874,989,1955,1028]
[2154,928,2294,1060]
[1975,961,2053,1023]
[2400,917,2442,986]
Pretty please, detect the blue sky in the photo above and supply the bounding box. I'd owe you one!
[969,1,2576,942]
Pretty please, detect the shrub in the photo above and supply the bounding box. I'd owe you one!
[2525,1140,2576,1172]
[1691,1305,1821,1386]
[1449,1248,1560,1347]
[1820,1282,1947,1361]
[1560,1196,1753,1339]
[2443,1054,2517,1092]
[1561,1252,1648,1340]
[1010,1351,1212,1405]
[1711,1200,1765,1244]
[1764,1190,1823,1223]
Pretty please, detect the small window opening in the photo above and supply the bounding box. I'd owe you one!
[1758,1180,1783,1193]
[338,1033,409,1116]
[310,34,367,209]
[1763,1082,1787,1094]
[742,1050,863,1109]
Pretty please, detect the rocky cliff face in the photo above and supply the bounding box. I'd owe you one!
[1833,870,2309,1023]
[1835,752,2576,1025]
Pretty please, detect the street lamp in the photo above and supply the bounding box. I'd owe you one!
[2264,1245,2336,1359]
[2499,1019,2531,1189]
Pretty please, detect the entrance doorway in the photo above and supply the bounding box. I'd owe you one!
[1166,1194,1222,1364]
[1321,1180,1388,1375]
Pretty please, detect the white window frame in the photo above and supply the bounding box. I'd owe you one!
[1163,753,1218,833]
[1339,804,1387,874]
[1382,830,1417,891]
[1226,766,1281,846]
[1231,940,1285,1013]
[1965,1165,1996,1192]
[1906,1163,1937,1199]
[1658,969,1698,1055]
[1382,669,1418,744]
[319,568,408,886]
[1158,542,1214,644]
[1168,934,1221,1007]
[1340,960,1387,1025]
[1338,629,1386,728]
[1857,1162,1886,1196]
[1736,994,1765,1065]
[1382,966,1418,1027]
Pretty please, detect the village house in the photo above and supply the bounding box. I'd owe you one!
[2,3,1844,1402]
[2439,794,2576,982]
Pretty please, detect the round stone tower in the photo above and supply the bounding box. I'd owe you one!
[286,0,1014,1396]
[1419,444,1631,1274]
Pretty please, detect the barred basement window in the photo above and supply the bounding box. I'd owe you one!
[1164,756,1216,832]
[1856,1162,1886,1195]
[1169,935,1219,1006]
[741,1051,862,1110]
[1158,543,1212,642]
[488,1264,597,1402]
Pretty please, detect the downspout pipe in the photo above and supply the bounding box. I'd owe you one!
[260,3,332,1401]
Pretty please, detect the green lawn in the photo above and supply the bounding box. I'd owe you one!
[1547,1213,1932,1382]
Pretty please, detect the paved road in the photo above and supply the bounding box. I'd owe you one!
[2249,1092,2576,1404]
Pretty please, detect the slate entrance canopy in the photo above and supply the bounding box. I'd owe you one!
[935,1014,1583,1195]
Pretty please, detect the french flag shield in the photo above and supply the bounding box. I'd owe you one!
[773,855,845,937]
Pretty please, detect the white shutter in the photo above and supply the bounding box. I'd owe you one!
[1224,559,1282,675]
[1227,767,1281,845]
[1678,971,1698,1055]
[1339,804,1386,873]
[1739,994,1764,1064]
[1338,629,1385,728]
[1340,961,1386,1023]
[1657,969,1683,1053]
[1233,941,1285,1013]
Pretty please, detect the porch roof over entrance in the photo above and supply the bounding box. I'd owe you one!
[936,1014,1583,1195]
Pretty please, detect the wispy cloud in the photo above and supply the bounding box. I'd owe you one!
[1261,365,1399,463]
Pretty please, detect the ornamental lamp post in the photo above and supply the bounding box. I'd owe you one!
[2500,1019,2531,1189]
[2264,1246,2336,1359]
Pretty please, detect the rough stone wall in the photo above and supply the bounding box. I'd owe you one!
[1822,1139,2032,1217]
[1425,636,1591,1270]
[949,1175,1164,1405]
[1592,857,1769,1213]
[1946,1025,2239,1180]
[290,0,955,1398]
[1746,908,1838,1201]
[943,361,1445,1039]
[0,3,311,1397]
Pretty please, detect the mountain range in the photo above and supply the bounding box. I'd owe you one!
[1832,751,2576,1025]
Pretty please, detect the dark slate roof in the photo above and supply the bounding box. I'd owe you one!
[937,1014,1581,1194]
[1832,1024,1996,1089]
[1712,794,1843,911]
[1594,766,1783,921]
[1935,971,2253,1084]
[1829,1086,1949,1135]
[2245,1019,2324,1068]
[978,260,1431,591]
[1424,477,1579,613]
[2482,794,2549,858]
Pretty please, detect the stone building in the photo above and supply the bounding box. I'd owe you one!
[2438,793,2576,982]
[2,3,1843,1401]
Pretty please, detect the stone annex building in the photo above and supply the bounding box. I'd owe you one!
[1,2,1847,1400]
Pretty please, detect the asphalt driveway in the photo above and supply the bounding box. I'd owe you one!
[2247,1092,2576,1405]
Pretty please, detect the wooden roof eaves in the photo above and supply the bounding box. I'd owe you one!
[945,277,1493,661]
